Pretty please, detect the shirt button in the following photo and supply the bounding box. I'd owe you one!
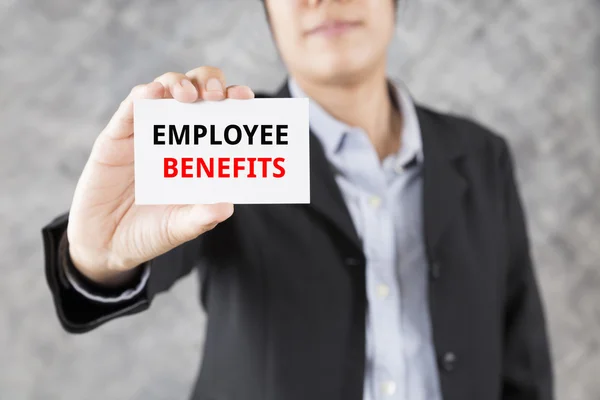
[381,380,397,396]
[376,284,390,299]
[368,195,381,208]
[441,352,457,372]
[394,162,405,174]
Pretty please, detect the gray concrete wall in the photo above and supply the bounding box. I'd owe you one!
[1,0,599,399]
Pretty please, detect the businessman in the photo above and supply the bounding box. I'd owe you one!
[42,0,554,399]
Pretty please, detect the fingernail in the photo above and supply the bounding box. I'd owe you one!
[180,79,196,91]
[171,81,183,91]
[206,78,223,92]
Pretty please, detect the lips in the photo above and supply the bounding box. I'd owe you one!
[305,20,362,37]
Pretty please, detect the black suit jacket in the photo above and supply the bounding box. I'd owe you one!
[42,83,553,400]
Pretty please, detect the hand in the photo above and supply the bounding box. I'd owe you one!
[67,67,254,286]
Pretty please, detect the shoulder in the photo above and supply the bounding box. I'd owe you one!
[416,104,514,172]
[417,104,510,155]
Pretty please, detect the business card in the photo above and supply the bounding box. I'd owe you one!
[133,98,310,204]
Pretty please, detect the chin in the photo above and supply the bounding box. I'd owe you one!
[306,52,378,85]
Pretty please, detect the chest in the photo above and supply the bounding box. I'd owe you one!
[234,175,505,311]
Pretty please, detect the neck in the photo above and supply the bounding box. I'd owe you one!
[293,65,403,160]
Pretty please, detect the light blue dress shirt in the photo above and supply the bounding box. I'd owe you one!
[69,78,443,400]
[289,79,442,400]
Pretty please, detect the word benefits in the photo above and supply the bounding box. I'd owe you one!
[164,157,285,178]
[154,124,289,179]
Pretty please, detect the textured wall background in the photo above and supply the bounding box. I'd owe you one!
[1,0,599,399]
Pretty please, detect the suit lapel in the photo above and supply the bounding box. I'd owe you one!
[272,82,362,252]
[417,106,468,259]
[270,83,470,257]
[308,131,363,251]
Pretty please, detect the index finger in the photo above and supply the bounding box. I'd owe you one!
[226,85,255,100]
[102,81,165,140]
[184,66,226,101]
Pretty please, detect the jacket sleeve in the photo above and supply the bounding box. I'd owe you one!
[499,140,554,400]
[42,213,203,334]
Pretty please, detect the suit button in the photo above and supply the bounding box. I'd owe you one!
[441,352,457,372]
[430,261,441,280]
[345,257,361,266]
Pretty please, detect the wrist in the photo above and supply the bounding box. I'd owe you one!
[68,243,141,288]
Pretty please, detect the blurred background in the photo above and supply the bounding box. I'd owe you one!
[1,0,599,399]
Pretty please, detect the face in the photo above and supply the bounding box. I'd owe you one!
[266,0,397,85]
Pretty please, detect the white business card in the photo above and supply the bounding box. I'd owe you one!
[133,98,310,204]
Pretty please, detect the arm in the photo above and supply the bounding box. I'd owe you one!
[42,67,254,334]
[499,141,554,400]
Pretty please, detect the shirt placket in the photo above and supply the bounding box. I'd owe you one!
[364,187,406,400]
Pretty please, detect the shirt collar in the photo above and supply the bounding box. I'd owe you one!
[287,77,424,167]
[391,78,424,166]
[288,78,349,157]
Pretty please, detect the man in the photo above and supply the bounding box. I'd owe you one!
[42,0,554,399]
